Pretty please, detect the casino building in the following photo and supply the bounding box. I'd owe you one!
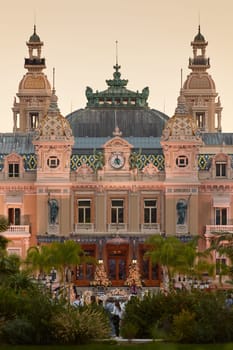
[1,25,232,288]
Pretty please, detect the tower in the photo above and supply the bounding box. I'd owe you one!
[182,26,222,133]
[161,91,202,236]
[33,85,74,236]
[12,26,52,133]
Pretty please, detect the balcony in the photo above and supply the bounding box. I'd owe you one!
[74,223,94,233]
[141,223,160,234]
[3,225,30,236]
[108,223,127,233]
[205,225,233,235]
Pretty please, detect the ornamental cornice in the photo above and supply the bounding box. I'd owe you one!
[199,183,232,192]
[72,183,165,192]
[0,185,36,193]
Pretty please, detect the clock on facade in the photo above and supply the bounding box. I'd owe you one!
[110,153,125,169]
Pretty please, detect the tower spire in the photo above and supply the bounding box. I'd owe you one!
[115,40,118,65]
[180,68,183,90]
[52,67,55,92]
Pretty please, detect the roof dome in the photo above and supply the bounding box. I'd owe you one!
[29,25,41,42]
[183,73,215,90]
[194,26,205,42]
[18,73,51,93]
[66,63,169,137]
[66,108,169,138]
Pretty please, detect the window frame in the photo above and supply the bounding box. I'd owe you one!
[144,199,157,224]
[47,156,60,169]
[216,162,226,177]
[215,207,227,225]
[8,163,20,178]
[196,112,205,129]
[176,155,189,168]
[78,199,91,224]
[111,199,124,224]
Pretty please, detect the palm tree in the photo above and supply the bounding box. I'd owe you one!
[146,235,183,291]
[208,231,233,286]
[49,240,86,282]
[175,236,214,281]
[25,245,53,279]
[0,215,9,234]
[146,235,214,292]
[0,216,10,252]
[48,240,89,302]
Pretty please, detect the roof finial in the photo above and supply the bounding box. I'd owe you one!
[115,40,118,65]
[52,67,55,92]
[34,8,37,27]
[114,110,117,129]
[181,68,183,90]
[113,110,122,137]
[198,10,201,34]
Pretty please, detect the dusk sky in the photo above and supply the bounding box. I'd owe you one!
[0,0,233,133]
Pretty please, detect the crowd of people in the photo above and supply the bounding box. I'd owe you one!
[72,285,131,338]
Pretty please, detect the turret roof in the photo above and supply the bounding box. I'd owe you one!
[194,25,205,42]
[29,25,41,43]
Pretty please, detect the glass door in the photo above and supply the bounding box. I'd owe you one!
[107,245,128,286]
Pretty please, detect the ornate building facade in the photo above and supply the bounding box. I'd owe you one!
[1,26,231,288]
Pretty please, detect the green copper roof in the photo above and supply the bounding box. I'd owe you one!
[194,25,205,42]
[66,108,169,137]
[29,25,41,43]
[85,63,149,109]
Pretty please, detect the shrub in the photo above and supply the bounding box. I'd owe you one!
[1,318,35,344]
[172,309,197,343]
[51,306,111,344]
[120,321,138,341]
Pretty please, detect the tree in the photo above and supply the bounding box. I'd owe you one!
[146,235,214,292]
[25,245,53,279]
[208,231,233,285]
[146,235,183,291]
[48,240,89,302]
[0,215,9,235]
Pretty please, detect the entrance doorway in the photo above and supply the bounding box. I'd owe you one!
[106,244,128,286]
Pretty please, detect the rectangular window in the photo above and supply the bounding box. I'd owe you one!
[144,200,157,223]
[76,249,94,281]
[216,258,226,275]
[215,208,227,225]
[216,163,226,177]
[8,208,21,225]
[78,200,91,223]
[111,199,124,223]
[29,112,39,129]
[196,112,205,129]
[8,163,19,177]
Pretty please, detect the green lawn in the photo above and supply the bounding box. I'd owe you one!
[2,342,233,350]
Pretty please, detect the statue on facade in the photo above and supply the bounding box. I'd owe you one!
[176,199,187,225]
[48,198,59,225]
[93,150,104,171]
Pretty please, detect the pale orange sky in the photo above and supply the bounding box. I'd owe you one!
[0,0,233,133]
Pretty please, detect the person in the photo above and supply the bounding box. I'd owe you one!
[176,199,187,225]
[130,279,138,295]
[73,294,83,307]
[48,199,59,224]
[225,294,233,308]
[111,300,122,337]
[105,298,115,336]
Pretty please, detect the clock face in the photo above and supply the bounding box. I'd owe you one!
[110,153,125,169]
